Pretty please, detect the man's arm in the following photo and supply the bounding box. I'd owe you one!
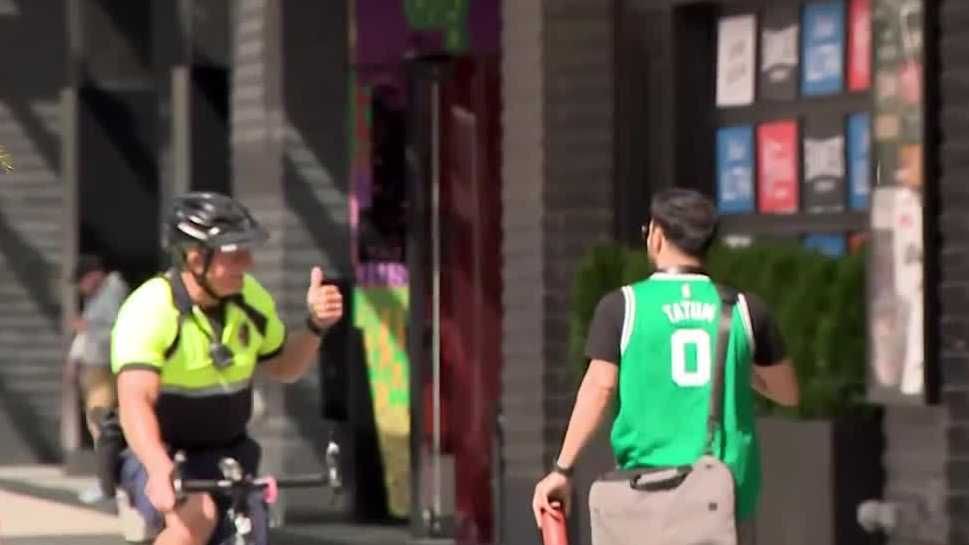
[117,370,172,478]
[743,293,800,407]
[260,331,323,383]
[555,360,618,469]
[532,290,624,526]
[532,360,618,525]
[109,278,179,501]
[558,289,624,468]
[753,360,799,406]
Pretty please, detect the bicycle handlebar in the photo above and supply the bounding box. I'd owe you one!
[171,437,341,494]
[273,474,328,488]
[167,440,342,543]
[174,473,328,495]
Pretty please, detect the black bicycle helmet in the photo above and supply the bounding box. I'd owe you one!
[163,192,268,299]
[164,192,268,255]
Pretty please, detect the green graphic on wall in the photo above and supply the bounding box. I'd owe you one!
[404,0,470,51]
[354,286,411,518]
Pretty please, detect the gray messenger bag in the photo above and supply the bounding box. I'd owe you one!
[589,290,739,545]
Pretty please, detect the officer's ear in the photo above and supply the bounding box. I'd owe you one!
[184,248,204,273]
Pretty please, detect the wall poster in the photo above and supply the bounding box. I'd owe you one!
[803,115,847,213]
[757,120,800,213]
[717,15,757,107]
[804,233,847,257]
[760,5,800,101]
[848,0,873,91]
[848,112,872,210]
[716,125,756,213]
[802,1,846,96]
[868,0,929,404]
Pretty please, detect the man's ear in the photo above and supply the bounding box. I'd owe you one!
[650,223,664,254]
[184,249,203,272]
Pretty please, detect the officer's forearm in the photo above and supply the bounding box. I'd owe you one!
[117,379,171,476]
[262,330,323,383]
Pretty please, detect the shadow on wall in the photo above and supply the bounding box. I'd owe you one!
[89,0,153,70]
[282,145,351,273]
[0,90,62,330]
[0,0,63,172]
[0,370,60,463]
[0,208,60,325]
[78,80,158,194]
[0,0,67,464]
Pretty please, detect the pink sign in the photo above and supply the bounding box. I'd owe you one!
[757,120,800,213]
[848,0,872,91]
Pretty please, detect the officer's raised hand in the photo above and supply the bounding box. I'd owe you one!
[306,267,343,331]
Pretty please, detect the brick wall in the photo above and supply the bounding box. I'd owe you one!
[928,1,969,543]
[499,0,614,541]
[499,0,547,539]
[0,0,67,463]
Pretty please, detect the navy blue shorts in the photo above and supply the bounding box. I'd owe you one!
[118,436,268,545]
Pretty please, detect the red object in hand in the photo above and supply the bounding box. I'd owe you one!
[541,505,568,545]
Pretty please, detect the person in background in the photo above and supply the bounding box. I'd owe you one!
[68,254,129,502]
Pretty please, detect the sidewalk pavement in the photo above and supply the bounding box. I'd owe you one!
[0,465,412,545]
[0,466,120,545]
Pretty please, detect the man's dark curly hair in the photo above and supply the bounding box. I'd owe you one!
[648,189,719,258]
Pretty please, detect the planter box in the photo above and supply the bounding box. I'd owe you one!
[755,413,884,545]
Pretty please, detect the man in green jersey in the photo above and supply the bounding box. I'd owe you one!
[112,192,344,545]
[532,189,799,542]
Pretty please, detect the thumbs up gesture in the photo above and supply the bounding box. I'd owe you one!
[306,267,344,332]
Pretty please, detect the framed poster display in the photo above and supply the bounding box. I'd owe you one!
[847,112,872,210]
[717,15,757,107]
[803,115,847,213]
[717,125,756,213]
[848,0,873,91]
[802,1,846,96]
[867,0,932,405]
[757,120,800,213]
[760,5,800,101]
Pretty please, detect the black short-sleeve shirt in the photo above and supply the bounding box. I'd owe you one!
[584,286,786,366]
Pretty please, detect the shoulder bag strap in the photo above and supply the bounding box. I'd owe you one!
[704,286,738,456]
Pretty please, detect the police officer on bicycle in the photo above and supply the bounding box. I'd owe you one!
[111,192,344,545]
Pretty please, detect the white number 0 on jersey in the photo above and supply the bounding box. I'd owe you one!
[671,328,712,387]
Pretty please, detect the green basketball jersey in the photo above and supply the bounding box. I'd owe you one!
[611,272,760,519]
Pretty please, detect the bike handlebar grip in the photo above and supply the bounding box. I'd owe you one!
[271,474,327,488]
[263,476,279,505]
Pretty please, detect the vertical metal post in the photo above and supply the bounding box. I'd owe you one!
[172,66,192,195]
[172,0,194,196]
[430,78,443,529]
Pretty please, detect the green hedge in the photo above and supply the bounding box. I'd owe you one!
[568,241,870,419]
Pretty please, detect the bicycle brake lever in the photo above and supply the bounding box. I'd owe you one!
[219,457,244,482]
[172,451,188,502]
[325,439,343,495]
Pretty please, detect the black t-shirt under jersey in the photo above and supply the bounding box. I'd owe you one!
[584,286,787,366]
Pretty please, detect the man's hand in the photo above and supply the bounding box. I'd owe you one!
[306,267,343,331]
[531,471,572,529]
[145,462,177,513]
